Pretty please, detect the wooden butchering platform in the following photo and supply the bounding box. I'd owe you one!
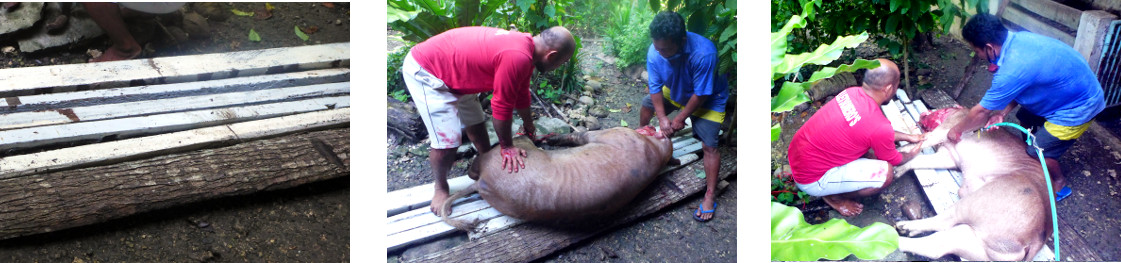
[0,43,350,240]
[886,89,1055,261]
[387,127,732,262]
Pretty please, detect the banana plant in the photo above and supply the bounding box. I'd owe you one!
[387,0,505,43]
[771,202,899,261]
[770,1,879,142]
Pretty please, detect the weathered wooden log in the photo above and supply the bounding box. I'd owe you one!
[405,151,734,263]
[808,72,857,102]
[388,98,428,144]
[0,128,350,241]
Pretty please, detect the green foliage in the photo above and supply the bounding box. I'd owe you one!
[387,43,415,102]
[771,202,899,261]
[489,0,576,34]
[604,0,654,70]
[771,2,879,142]
[387,0,506,43]
[771,176,809,205]
[934,0,988,34]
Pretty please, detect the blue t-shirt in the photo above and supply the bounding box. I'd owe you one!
[646,32,729,113]
[979,31,1105,126]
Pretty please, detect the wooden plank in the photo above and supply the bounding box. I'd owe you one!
[0,108,349,179]
[0,96,348,152]
[1011,0,1082,31]
[0,43,349,97]
[0,68,350,109]
[387,176,476,217]
[1004,5,1076,45]
[405,153,735,262]
[0,83,349,130]
[0,128,349,241]
[883,104,911,134]
[1056,217,1104,261]
[388,196,492,236]
[387,206,506,252]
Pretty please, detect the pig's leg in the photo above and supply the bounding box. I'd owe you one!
[541,132,590,147]
[894,146,958,177]
[895,210,959,237]
[898,224,993,261]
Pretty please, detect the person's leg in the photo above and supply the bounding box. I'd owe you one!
[689,117,722,221]
[401,52,465,214]
[816,159,892,216]
[458,94,491,154]
[639,94,680,128]
[1029,122,1078,195]
[83,3,142,62]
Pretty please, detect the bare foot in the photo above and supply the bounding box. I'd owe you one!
[823,195,863,217]
[430,189,450,216]
[89,45,141,63]
[1052,176,1068,194]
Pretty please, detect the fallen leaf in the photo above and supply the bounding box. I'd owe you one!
[231,8,254,16]
[301,25,319,34]
[248,29,261,42]
[622,105,631,113]
[229,40,241,50]
[322,2,335,8]
[295,26,310,41]
[265,2,275,11]
[620,119,628,127]
[608,109,621,113]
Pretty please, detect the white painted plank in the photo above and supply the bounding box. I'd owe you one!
[467,214,525,240]
[883,104,911,134]
[0,43,350,97]
[896,88,912,103]
[387,176,476,217]
[672,137,699,150]
[0,108,349,179]
[0,68,350,109]
[0,83,349,130]
[0,96,348,151]
[388,196,492,236]
[387,206,505,251]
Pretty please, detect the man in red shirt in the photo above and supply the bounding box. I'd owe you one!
[401,26,575,214]
[787,59,925,216]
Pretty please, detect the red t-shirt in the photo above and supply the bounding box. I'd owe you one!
[788,87,901,184]
[410,27,535,121]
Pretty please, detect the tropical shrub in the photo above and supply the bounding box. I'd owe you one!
[771,202,899,261]
[604,0,654,70]
[771,2,880,142]
[387,43,414,102]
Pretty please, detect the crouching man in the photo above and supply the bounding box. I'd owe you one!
[787,59,925,216]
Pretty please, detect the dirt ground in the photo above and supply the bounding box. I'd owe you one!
[772,33,1121,261]
[0,3,350,262]
[386,35,738,261]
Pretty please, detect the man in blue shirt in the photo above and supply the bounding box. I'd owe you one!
[947,13,1105,201]
[639,11,729,222]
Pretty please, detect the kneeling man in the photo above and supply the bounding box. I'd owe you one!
[787,59,924,216]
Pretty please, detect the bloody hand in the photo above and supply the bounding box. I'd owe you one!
[500,146,527,173]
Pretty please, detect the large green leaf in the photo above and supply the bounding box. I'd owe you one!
[771,81,811,113]
[772,32,869,79]
[770,2,813,77]
[771,202,899,261]
[804,59,880,83]
[387,6,420,23]
[771,123,782,142]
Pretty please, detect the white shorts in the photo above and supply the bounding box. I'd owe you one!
[796,158,890,197]
[401,52,487,149]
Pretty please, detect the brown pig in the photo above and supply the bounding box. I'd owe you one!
[439,126,674,230]
[893,107,1052,261]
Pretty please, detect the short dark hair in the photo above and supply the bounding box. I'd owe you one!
[650,11,686,47]
[863,66,899,91]
[962,13,1008,48]
[541,26,575,56]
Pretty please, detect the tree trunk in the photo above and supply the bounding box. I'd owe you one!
[0,128,350,241]
[388,98,428,144]
[904,39,915,97]
[950,56,982,99]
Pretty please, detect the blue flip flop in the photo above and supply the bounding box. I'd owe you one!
[1055,186,1072,202]
[693,202,717,222]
